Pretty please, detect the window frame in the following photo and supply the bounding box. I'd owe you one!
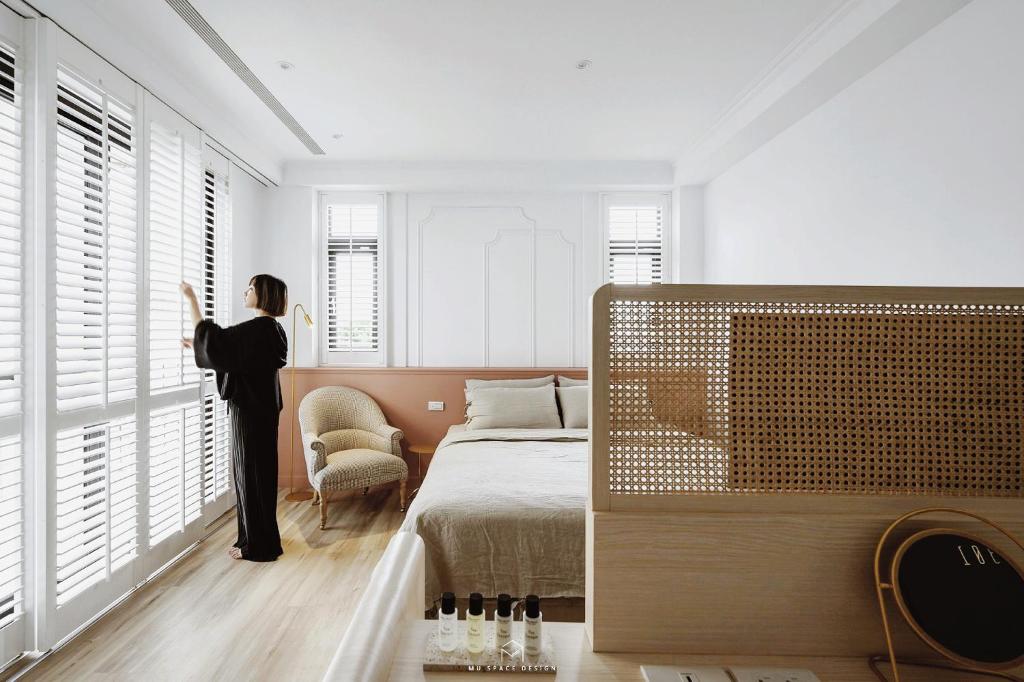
[599,192,672,285]
[316,190,387,367]
[45,36,144,647]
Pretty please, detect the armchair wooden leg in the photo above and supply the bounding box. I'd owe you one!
[311,490,320,506]
[362,486,369,495]
[319,493,328,530]
[399,480,407,513]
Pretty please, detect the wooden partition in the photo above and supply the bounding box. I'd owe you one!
[278,367,586,489]
[587,284,1024,658]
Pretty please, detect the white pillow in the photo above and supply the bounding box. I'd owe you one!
[558,375,588,387]
[465,385,561,430]
[556,386,588,428]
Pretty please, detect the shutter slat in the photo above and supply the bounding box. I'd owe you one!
[607,205,664,285]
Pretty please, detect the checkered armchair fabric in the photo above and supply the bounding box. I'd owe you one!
[298,386,408,527]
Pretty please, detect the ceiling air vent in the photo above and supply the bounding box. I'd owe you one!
[164,0,325,155]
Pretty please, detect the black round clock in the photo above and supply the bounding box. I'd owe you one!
[891,528,1024,669]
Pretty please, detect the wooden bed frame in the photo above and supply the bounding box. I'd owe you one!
[587,285,1024,661]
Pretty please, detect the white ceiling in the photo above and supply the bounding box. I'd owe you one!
[45,0,843,166]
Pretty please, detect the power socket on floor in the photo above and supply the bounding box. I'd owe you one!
[727,667,821,682]
[641,665,733,682]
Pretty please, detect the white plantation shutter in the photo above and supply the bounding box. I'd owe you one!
[0,40,23,636]
[606,198,668,285]
[201,171,216,325]
[321,193,384,364]
[0,45,21,420]
[147,408,179,545]
[145,102,209,554]
[54,416,136,605]
[41,43,239,647]
[148,115,203,393]
[54,68,137,410]
[201,166,231,504]
[148,402,202,545]
[201,393,231,503]
[0,436,22,628]
[50,58,141,624]
[183,402,202,523]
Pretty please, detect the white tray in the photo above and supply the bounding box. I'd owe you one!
[422,620,557,674]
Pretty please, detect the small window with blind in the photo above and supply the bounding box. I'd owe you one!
[318,192,385,365]
[603,193,670,285]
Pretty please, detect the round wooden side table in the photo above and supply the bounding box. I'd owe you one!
[408,444,436,504]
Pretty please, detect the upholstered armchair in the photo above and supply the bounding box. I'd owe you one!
[298,386,408,529]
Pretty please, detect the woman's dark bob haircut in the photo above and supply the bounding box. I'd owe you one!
[250,274,288,317]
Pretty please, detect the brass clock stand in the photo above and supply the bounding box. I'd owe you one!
[871,507,1024,682]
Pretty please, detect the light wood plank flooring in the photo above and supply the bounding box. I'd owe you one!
[16,486,405,682]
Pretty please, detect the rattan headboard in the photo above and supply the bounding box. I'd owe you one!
[590,285,1024,509]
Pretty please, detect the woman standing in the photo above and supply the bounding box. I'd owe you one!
[180,275,289,562]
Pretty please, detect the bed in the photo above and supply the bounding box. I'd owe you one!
[399,425,588,610]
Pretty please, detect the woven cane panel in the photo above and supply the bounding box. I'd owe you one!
[607,298,1024,497]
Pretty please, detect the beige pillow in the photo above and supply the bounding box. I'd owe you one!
[464,375,555,416]
[465,375,554,391]
[558,375,588,387]
[466,385,561,430]
[556,385,588,428]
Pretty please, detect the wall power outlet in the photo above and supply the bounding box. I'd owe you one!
[427,401,445,411]
[727,668,821,682]
[641,665,732,682]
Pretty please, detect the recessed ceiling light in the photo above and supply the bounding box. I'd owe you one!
[576,59,592,70]
[277,61,295,71]
[332,133,344,139]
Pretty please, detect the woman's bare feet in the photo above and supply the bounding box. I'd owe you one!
[228,547,242,560]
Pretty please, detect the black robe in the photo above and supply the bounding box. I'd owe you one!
[193,315,288,562]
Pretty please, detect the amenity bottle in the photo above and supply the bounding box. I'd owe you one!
[495,593,513,649]
[438,592,457,652]
[466,592,485,654]
[524,594,542,657]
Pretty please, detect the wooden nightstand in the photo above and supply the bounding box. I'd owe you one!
[407,444,436,504]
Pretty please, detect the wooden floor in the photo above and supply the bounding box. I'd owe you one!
[17,486,406,682]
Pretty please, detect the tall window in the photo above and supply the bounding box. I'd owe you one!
[14,27,242,653]
[319,192,384,365]
[0,41,23,637]
[146,103,207,549]
[604,194,670,285]
[52,65,139,605]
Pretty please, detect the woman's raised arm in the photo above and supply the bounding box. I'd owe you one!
[180,281,204,329]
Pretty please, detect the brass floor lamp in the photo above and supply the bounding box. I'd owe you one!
[286,303,315,502]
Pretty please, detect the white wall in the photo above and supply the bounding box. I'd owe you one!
[228,165,268,324]
[259,182,679,367]
[703,0,1024,286]
[258,186,317,364]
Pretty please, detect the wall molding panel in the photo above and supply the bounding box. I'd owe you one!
[405,196,594,368]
